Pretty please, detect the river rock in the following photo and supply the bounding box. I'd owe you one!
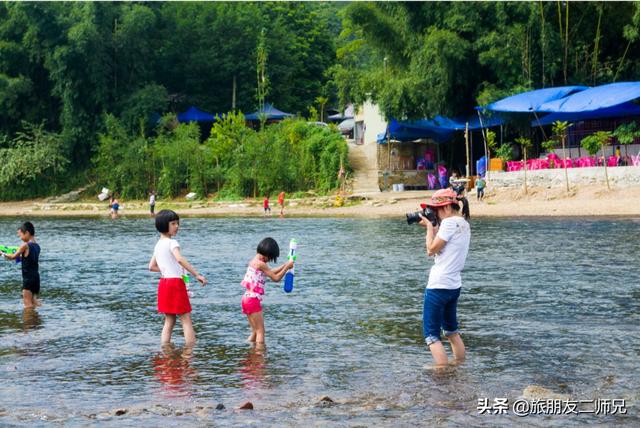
[522,385,570,401]
[215,403,225,410]
[238,401,253,410]
[113,408,128,416]
[316,396,336,408]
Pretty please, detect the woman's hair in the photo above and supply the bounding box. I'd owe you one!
[155,209,180,233]
[19,221,35,236]
[439,198,471,220]
[257,237,280,263]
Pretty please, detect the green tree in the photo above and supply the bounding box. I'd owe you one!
[515,136,533,194]
[581,131,612,190]
[551,120,572,192]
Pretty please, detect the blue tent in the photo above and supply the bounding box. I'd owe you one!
[532,102,640,126]
[479,86,588,113]
[245,103,294,121]
[537,82,640,113]
[177,106,217,123]
[377,114,505,144]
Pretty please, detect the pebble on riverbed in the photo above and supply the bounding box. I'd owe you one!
[522,385,570,401]
[113,408,127,416]
[315,396,336,408]
[215,403,225,410]
[238,401,254,410]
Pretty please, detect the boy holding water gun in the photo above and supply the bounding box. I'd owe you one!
[2,222,41,308]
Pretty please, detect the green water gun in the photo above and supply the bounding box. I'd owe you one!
[0,245,21,263]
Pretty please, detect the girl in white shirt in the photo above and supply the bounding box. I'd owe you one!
[149,210,207,345]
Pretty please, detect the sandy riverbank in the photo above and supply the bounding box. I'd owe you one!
[0,184,639,219]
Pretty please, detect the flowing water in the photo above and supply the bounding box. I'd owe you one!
[0,216,638,426]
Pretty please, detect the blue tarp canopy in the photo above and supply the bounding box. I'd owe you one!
[177,106,217,122]
[245,103,294,121]
[479,86,588,113]
[532,102,640,126]
[377,114,505,144]
[537,82,640,113]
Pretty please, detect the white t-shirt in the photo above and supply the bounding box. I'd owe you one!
[150,194,156,205]
[153,238,184,278]
[427,216,471,290]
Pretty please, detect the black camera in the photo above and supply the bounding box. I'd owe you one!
[406,207,438,226]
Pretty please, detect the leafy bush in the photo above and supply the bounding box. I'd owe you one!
[93,115,350,199]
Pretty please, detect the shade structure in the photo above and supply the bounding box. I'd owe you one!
[177,106,217,122]
[479,86,588,113]
[537,82,640,113]
[337,118,354,132]
[377,114,505,144]
[532,102,640,126]
[245,103,293,121]
[328,104,355,121]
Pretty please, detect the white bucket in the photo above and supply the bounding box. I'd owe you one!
[398,183,404,191]
[392,184,399,192]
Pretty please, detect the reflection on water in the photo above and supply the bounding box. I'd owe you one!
[21,308,43,331]
[239,344,267,390]
[0,217,637,426]
[152,344,196,398]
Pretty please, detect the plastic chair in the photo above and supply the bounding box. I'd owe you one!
[607,156,618,167]
[631,154,640,166]
[437,165,448,188]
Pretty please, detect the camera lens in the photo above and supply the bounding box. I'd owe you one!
[406,212,421,225]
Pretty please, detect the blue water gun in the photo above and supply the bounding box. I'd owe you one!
[0,245,21,263]
[283,239,297,293]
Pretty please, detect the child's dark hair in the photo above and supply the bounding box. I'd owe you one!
[19,221,35,236]
[257,237,280,263]
[155,209,180,233]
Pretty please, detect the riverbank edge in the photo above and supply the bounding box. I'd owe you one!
[1,185,639,219]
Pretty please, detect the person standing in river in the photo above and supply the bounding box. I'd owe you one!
[418,188,470,367]
[2,222,41,309]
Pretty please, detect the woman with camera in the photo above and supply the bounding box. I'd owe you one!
[418,188,470,367]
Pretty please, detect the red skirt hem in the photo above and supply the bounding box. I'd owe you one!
[157,277,192,314]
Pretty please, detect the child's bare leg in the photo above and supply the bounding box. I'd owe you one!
[161,314,176,345]
[254,311,265,344]
[22,290,35,309]
[246,314,257,342]
[428,341,449,366]
[447,333,465,363]
[180,312,196,346]
[33,294,41,306]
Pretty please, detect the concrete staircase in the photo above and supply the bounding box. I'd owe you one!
[347,142,380,194]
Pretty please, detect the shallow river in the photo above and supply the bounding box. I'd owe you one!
[0,216,638,426]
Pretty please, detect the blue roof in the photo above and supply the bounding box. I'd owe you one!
[537,82,640,113]
[480,86,588,113]
[245,103,294,121]
[377,114,504,144]
[532,102,640,126]
[177,106,217,123]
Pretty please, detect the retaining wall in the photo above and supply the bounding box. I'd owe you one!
[487,166,640,188]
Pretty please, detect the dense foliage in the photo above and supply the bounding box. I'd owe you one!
[331,2,640,119]
[0,2,342,199]
[94,115,349,200]
[2,2,640,199]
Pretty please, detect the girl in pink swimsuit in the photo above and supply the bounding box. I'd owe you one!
[241,237,294,344]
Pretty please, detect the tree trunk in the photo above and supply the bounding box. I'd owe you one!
[561,135,570,192]
[602,146,610,190]
[523,148,528,195]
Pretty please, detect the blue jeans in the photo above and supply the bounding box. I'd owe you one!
[423,288,461,346]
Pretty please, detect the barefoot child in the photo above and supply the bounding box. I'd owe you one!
[149,210,207,346]
[241,237,294,344]
[2,222,41,308]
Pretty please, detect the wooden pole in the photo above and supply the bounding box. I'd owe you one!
[465,122,470,177]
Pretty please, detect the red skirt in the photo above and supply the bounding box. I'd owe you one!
[157,277,192,315]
